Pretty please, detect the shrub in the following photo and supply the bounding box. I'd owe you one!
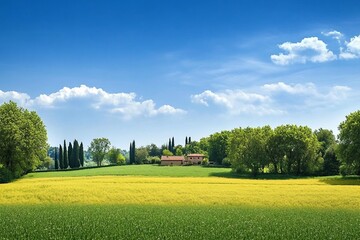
[201,158,209,166]
[0,167,14,183]
[222,157,231,167]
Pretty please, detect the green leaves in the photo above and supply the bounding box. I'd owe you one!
[0,101,47,181]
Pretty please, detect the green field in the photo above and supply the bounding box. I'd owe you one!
[1,165,360,239]
[25,165,234,178]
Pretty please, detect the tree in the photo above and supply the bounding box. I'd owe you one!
[162,149,173,156]
[107,147,124,165]
[68,142,73,168]
[54,147,59,170]
[59,145,63,169]
[135,147,148,164]
[269,125,320,175]
[185,136,188,146]
[337,110,360,175]
[148,144,161,157]
[79,142,84,167]
[323,144,340,175]
[171,137,175,154]
[71,140,80,168]
[129,140,136,164]
[63,140,68,169]
[314,128,336,157]
[228,127,270,176]
[0,101,48,181]
[88,138,111,166]
[175,147,183,156]
[208,131,229,164]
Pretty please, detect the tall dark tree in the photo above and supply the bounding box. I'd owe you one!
[189,137,192,143]
[54,147,59,170]
[171,137,175,154]
[63,140,68,169]
[68,142,73,168]
[132,140,136,164]
[168,138,172,152]
[59,145,64,169]
[185,136,188,146]
[72,140,80,168]
[129,142,132,164]
[79,142,84,167]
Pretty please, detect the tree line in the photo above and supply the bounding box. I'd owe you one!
[54,140,84,169]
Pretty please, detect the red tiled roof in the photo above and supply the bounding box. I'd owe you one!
[161,156,185,161]
[187,154,205,157]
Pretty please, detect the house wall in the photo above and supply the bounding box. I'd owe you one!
[161,160,183,166]
[188,156,203,164]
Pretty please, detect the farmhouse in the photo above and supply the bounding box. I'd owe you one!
[187,154,205,164]
[160,156,185,166]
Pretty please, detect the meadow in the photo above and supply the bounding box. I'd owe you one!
[1,165,360,239]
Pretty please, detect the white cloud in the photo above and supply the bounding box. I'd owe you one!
[340,35,360,59]
[0,90,31,106]
[0,85,186,119]
[263,82,351,103]
[191,89,281,115]
[322,30,343,42]
[271,37,336,65]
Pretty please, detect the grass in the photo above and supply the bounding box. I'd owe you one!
[1,165,360,239]
[1,205,359,240]
[25,165,233,178]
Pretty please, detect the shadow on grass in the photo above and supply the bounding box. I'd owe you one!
[318,176,360,185]
[209,172,311,180]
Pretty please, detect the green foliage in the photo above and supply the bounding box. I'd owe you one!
[201,158,209,166]
[314,128,336,157]
[68,142,73,168]
[147,144,161,157]
[135,147,149,164]
[222,157,231,167]
[162,149,173,156]
[0,101,48,179]
[71,140,80,168]
[208,131,230,164]
[228,127,271,176]
[175,147,183,156]
[1,205,359,239]
[107,147,125,165]
[146,156,161,164]
[337,110,360,175]
[323,144,340,175]
[88,138,111,166]
[0,167,14,183]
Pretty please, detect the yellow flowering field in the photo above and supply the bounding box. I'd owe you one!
[1,176,359,209]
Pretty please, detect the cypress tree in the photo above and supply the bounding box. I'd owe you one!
[129,142,132,164]
[72,140,80,168]
[79,142,84,167]
[189,137,191,143]
[54,147,59,170]
[172,137,175,153]
[185,136,188,146]
[63,140,68,169]
[59,145,63,169]
[68,142,73,168]
[168,138,172,152]
[132,140,136,164]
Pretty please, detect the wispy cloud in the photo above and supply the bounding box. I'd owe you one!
[263,82,351,107]
[191,89,282,115]
[322,30,344,42]
[0,85,186,119]
[192,82,351,116]
[271,37,336,65]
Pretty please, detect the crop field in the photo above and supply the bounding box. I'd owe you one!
[1,165,360,239]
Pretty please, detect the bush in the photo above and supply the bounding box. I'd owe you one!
[201,158,209,166]
[0,167,14,183]
[222,157,231,167]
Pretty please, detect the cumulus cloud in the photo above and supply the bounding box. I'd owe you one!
[0,85,186,119]
[271,37,336,65]
[339,35,360,59]
[191,89,281,115]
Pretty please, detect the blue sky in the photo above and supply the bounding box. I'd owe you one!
[1,0,360,149]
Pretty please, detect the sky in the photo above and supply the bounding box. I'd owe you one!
[1,0,360,149]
